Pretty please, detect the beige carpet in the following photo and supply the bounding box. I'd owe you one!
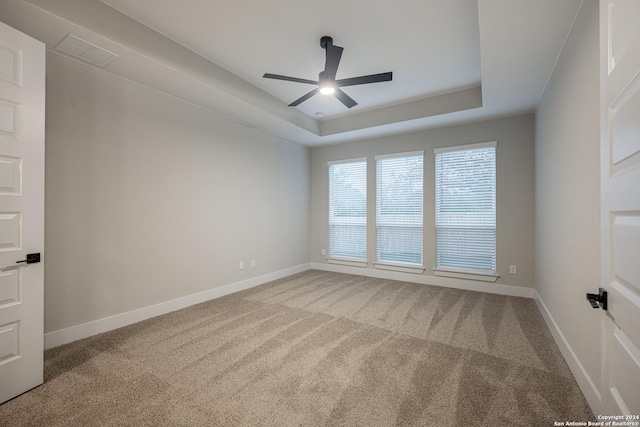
[1,270,593,426]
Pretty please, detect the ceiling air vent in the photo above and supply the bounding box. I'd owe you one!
[55,35,118,68]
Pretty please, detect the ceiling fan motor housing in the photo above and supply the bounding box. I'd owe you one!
[320,36,333,49]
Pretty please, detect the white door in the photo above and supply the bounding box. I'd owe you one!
[0,21,45,404]
[599,0,640,416]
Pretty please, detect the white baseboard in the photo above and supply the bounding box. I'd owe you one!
[43,262,532,350]
[310,262,534,298]
[533,290,602,413]
[44,263,311,350]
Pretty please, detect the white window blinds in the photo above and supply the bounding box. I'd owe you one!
[376,152,424,266]
[435,142,496,272]
[329,159,367,260]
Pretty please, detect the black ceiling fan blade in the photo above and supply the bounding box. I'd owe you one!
[324,44,343,80]
[263,73,318,85]
[336,72,393,87]
[288,88,320,106]
[334,88,357,108]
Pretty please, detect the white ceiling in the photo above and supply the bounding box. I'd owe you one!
[102,0,482,120]
[0,0,583,146]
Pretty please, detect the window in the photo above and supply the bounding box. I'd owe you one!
[375,152,424,267]
[328,158,367,260]
[435,142,496,274]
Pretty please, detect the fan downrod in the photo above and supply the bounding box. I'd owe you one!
[320,36,333,49]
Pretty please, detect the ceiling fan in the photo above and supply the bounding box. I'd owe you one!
[263,36,393,109]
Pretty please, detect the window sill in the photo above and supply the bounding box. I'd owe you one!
[327,257,368,268]
[433,267,499,282]
[375,262,425,274]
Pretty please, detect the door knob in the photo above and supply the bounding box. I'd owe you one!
[586,288,607,310]
[16,253,40,264]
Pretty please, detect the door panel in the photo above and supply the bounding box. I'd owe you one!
[0,269,20,307]
[600,0,640,416]
[0,21,45,404]
[610,75,640,173]
[0,320,20,364]
[610,323,640,414]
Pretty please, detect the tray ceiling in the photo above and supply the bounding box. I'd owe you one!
[0,0,583,146]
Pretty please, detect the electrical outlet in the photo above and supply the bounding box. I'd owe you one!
[322,249,326,256]
[251,259,256,268]
[509,265,517,274]
[239,261,244,270]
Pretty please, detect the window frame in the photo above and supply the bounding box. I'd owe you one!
[433,141,498,281]
[327,157,368,265]
[374,151,425,273]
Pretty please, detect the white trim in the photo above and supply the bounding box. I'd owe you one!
[434,140,497,154]
[434,267,499,282]
[43,263,311,350]
[310,262,533,298]
[533,290,602,414]
[327,157,367,165]
[375,262,425,274]
[374,150,424,160]
[327,257,368,268]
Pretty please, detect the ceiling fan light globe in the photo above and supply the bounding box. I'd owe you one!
[320,85,335,95]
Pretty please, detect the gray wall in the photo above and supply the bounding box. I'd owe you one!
[44,53,310,333]
[310,114,535,288]
[534,0,601,394]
